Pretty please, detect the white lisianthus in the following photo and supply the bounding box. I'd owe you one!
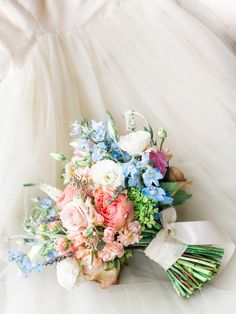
[28,245,42,261]
[90,160,124,187]
[56,257,80,290]
[118,130,151,156]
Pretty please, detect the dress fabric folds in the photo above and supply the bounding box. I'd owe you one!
[0,1,236,313]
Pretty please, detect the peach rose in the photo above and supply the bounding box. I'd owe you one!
[56,184,77,210]
[96,263,121,289]
[98,242,124,262]
[82,254,106,281]
[95,189,134,231]
[60,199,91,232]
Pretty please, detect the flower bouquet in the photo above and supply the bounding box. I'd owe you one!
[8,111,234,298]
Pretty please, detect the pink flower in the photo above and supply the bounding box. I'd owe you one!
[68,232,87,247]
[103,227,115,243]
[149,150,168,176]
[56,184,77,210]
[75,246,90,260]
[48,221,59,231]
[98,242,124,262]
[128,221,141,234]
[60,199,91,232]
[54,238,68,252]
[95,189,134,231]
[117,229,141,247]
[117,221,142,247]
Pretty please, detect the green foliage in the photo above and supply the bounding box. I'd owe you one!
[173,190,192,206]
[160,182,192,206]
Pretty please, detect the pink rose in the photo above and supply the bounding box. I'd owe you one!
[60,199,90,232]
[98,242,124,262]
[54,238,68,252]
[103,227,115,243]
[149,150,168,176]
[56,184,77,210]
[95,189,134,231]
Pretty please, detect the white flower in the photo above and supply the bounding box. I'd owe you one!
[56,257,80,290]
[90,160,124,187]
[28,245,42,261]
[118,130,151,156]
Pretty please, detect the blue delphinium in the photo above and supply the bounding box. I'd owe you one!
[160,191,174,206]
[7,251,43,277]
[71,138,91,152]
[136,153,150,169]
[128,173,142,189]
[39,198,52,209]
[91,120,107,142]
[142,168,163,187]
[92,142,107,161]
[142,186,166,201]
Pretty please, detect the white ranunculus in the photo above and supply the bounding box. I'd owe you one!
[90,160,124,187]
[118,130,151,156]
[28,245,42,261]
[56,257,80,290]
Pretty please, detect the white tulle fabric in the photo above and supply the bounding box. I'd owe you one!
[0,0,236,313]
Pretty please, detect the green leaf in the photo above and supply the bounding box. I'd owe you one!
[97,240,106,251]
[173,190,192,206]
[50,153,67,162]
[160,182,178,194]
[23,183,38,187]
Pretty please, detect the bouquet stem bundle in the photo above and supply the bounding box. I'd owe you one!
[167,245,224,298]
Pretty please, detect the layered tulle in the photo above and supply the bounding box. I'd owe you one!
[0,0,236,313]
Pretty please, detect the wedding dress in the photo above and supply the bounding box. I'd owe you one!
[0,1,236,313]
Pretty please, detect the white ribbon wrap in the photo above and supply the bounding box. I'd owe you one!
[144,207,235,271]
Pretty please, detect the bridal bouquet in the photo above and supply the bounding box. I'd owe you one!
[8,111,233,298]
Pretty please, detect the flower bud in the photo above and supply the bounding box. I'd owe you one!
[158,128,167,139]
[168,166,186,182]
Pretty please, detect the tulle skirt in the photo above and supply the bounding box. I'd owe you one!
[1,1,236,313]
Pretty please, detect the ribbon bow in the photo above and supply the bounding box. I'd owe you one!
[144,207,235,271]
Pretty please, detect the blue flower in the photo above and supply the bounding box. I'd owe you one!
[137,153,150,169]
[142,168,163,187]
[128,173,142,188]
[122,162,138,178]
[160,192,174,206]
[7,251,24,263]
[31,262,43,273]
[91,120,107,142]
[142,186,166,201]
[39,198,52,209]
[8,251,44,277]
[72,138,91,152]
[92,142,107,161]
